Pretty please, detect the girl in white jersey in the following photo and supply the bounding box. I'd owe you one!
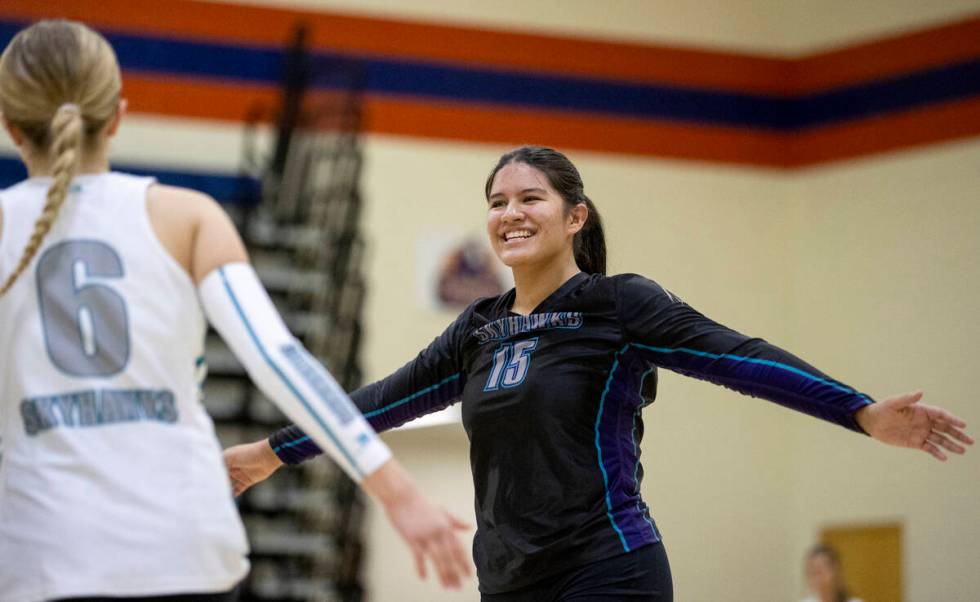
[0,20,471,602]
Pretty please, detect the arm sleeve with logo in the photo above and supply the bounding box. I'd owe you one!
[269,305,472,465]
[198,263,392,481]
[616,273,873,432]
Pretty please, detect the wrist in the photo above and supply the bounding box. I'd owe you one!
[854,404,876,436]
[362,459,417,507]
[261,439,285,468]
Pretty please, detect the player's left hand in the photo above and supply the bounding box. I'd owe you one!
[855,390,973,461]
[223,439,283,496]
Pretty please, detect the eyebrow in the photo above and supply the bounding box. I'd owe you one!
[488,187,549,200]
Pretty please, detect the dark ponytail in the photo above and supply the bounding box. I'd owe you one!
[485,146,607,275]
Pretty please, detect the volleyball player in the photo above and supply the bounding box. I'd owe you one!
[0,20,470,602]
[226,145,973,602]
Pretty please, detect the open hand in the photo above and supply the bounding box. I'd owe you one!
[855,391,974,461]
[383,490,473,589]
[364,461,473,589]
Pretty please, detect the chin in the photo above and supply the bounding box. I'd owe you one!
[497,251,533,268]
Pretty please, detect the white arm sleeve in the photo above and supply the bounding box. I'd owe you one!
[198,262,391,481]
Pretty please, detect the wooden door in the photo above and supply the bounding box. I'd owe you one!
[821,522,902,602]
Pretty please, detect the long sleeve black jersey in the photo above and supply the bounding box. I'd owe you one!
[268,273,873,593]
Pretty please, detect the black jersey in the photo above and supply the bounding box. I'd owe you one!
[269,273,872,593]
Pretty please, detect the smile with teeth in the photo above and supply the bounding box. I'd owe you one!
[503,230,534,242]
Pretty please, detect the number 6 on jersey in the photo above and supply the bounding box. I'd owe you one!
[484,338,539,391]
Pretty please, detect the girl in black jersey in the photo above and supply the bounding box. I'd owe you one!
[224,146,973,601]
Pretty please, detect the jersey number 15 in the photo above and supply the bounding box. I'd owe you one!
[484,338,538,391]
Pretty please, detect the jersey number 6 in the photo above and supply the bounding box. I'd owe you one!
[36,240,131,377]
[484,338,539,392]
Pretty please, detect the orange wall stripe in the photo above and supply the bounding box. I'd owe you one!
[0,0,791,94]
[78,72,980,168]
[117,73,980,168]
[789,96,980,166]
[122,72,280,123]
[795,15,980,92]
[6,0,977,96]
[362,96,791,167]
[116,73,790,167]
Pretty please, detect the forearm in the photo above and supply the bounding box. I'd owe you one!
[643,333,874,432]
[199,263,392,480]
[618,276,873,432]
[268,324,468,465]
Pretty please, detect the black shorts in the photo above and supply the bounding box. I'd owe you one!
[53,585,239,602]
[481,542,673,602]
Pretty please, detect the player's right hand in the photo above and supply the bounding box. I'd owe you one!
[363,460,474,589]
[223,440,283,496]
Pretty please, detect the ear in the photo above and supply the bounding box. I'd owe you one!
[1,114,26,147]
[566,202,588,235]
[104,98,127,138]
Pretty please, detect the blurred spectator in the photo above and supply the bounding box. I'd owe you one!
[802,544,863,602]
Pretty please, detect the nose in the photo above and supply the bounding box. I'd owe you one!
[501,200,524,222]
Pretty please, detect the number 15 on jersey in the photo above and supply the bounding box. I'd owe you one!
[484,338,538,391]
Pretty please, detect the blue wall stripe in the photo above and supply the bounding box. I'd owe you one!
[0,156,258,205]
[217,267,363,477]
[1,20,977,131]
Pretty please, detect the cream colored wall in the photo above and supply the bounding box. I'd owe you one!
[784,140,980,601]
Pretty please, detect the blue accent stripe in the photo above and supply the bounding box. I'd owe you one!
[633,366,658,537]
[1,20,977,131]
[363,373,462,418]
[595,346,631,552]
[273,435,311,453]
[631,343,873,404]
[0,156,258,205]
[217,267,363,477]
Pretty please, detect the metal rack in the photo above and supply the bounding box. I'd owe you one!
[204,25,370,602]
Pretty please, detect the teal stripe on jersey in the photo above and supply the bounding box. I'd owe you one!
[594,345,631,552]
[363,372,462,418]
[631,343,872,403]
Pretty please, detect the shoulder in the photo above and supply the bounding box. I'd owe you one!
[608,272,674,299]
[146,183,229,234]
[147,183,221,215]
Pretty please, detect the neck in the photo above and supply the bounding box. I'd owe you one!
[510,252,582,315]
[23,146,110,178]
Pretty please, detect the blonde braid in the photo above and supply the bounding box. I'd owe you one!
[0,104,82,296]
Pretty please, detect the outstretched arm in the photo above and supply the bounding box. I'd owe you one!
[266,311,470,465]
[617,274,972,459]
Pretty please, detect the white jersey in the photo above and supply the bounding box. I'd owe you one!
[0,173,248,602]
